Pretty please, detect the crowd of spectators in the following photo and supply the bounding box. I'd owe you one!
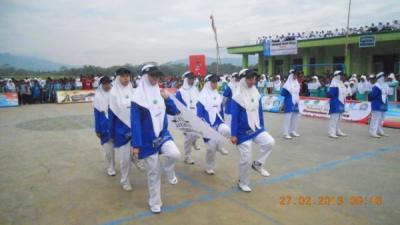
[256,20,400,44]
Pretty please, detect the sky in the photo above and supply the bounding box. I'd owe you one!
[0,0,398,67]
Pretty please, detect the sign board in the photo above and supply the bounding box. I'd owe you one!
[359,35,376,48]
[0,92,19,108]
[263,40,298,56]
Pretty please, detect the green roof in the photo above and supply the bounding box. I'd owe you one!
[227,31,400,54]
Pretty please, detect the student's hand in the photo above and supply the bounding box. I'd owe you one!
[160,89,169,99]
[131,148,140,158]
[230,136,237,145]
[96,133,101,138]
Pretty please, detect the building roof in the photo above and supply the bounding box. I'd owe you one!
[227,31,400,54]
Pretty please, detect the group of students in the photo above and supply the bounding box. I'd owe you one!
[275,70,391,139]
[93,66,275,213]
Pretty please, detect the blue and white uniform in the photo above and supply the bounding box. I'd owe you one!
[197,75,230,174]
[231,69,275,191]
[93,81,115,176]
[369,72,389,137]
[131,66,181,213]
[280,71,300,138]
[327,71,347,138]
[109,76,135,188]
[223,72,239,126]
[175,72,200,164]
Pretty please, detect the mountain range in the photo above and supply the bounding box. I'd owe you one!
[0,52,257,71]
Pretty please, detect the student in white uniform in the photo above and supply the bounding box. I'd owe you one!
[131,65,181,214]
[369,72,390,138]
[280,69,301,139]
[109,68,144,191]
[327,71,348,138]
[175,71,201,164]
[223,72,240,127]
[93,76,115,176]
[197,74,230,175]
[230,69,275,192]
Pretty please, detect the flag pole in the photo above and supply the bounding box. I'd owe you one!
[344,0,352,73]
[210,14,220,75]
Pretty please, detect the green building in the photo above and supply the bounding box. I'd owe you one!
[227,31,400,76]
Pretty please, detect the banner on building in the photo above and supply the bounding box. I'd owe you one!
[298,97,371,123]
[263,40,298,56]
[189,55,206,77]
[261,94,284,112]
[383,102,400,128]
[56,90,96,104]
[0,92,19,108]
[359,35,376,48]
[168,93,226,142]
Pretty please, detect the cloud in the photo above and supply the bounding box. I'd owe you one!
[0,0,398,67]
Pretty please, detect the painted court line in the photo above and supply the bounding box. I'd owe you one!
[101,146,399,225]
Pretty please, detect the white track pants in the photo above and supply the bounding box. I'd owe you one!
[145,140,181,210]
[116,143,132,186]
[328,113,342,136]
[283,112,299,136]
[102,142,115,171]
[236,131,275,186]
[183,134,199,160]
[205,124,230,171]
[369,111,385,135]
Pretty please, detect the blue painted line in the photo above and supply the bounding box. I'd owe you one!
[101,146,399,225]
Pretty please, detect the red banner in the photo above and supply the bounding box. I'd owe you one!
[189,55,206,77]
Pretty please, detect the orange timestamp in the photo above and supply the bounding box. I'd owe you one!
[279,195,382,206]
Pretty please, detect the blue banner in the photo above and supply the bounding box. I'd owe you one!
[0,92,19,108]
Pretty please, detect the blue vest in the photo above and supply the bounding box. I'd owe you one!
[130,97,180,159]
[223,86,233,114]
[230,99,265,145]
[94,108,110,145]
[108,108,131,148]
[369,86,388,112]
[328,87,345,114]
[280,88,299,113]
[196,101,225,142]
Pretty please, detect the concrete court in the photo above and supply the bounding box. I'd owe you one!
[0,103,399,225]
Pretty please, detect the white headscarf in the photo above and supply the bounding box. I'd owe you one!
[232,76,261,131]
[198,75,223,125]
[312,76,321,88]
[93,78,110,118]
[109,75,135,128]
[283,73,300,104]
[228,73,240,94]
[357,75,369,94]
[132,74,166,137]
[329,71,346,104]
[374,73,389,103]
[273,75,282,90]
[179,77,199,112]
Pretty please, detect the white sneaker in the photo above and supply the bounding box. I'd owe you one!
[107,168,116,176]
[378,132,389,137]
[217,148,229,155]
[149,205,161,214]
[192,142,201,151]
[131,157,145,172]
[370,133,381,138]
[184,156,195,165]
[329,134,339,139]
[121,183,132,192]
[252,162,270,177]
[283,135,293,139]
[291,132,300,137]
[337,131,347,137]
[168,175,178,185]
[204,169,215,175]
[237,182,252,192]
